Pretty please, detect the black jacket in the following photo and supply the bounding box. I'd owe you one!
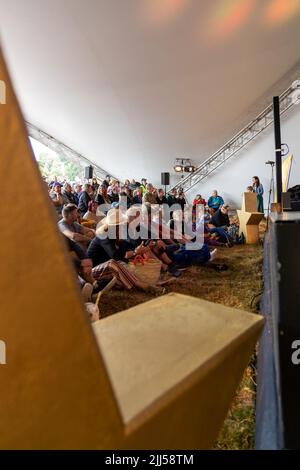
[78,191,91,215]
[210,209,230,227]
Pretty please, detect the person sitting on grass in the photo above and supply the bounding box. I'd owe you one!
[96,184,111,209]
[58,204,95,252]
[132,187,143,205]
[207,204,233,246]
[143,183,158,207]
[193,194,207,207]
[87,208,165,291]
[207,190,224,211]
[62,182,76,205]
[125,206,182,277]
[167,188,178,207]
[73,183,83,206]
[78,183,93,216]
[49,182,65,220]
[82,200,106,227]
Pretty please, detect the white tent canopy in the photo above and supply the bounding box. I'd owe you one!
[1,0,300,186]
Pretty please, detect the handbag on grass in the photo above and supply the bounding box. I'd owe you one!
[127,254,162,286]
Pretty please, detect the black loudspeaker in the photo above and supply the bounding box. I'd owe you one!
[85,165,93,179]
[270,212,300,449]
[161,172,170,186]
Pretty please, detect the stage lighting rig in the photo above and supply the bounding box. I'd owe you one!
[173,158,195,173]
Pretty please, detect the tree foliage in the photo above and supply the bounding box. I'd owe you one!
[37,151,83,181]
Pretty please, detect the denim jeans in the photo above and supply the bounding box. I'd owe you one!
[208,227,230,243]
[167,244,211,267]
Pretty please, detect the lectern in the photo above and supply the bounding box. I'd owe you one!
[237,192,263,244]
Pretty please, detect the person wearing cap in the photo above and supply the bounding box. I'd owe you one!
[88,208,147,266]
[87,208,167,290]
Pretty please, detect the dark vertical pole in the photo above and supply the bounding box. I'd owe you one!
[273,96,282,204]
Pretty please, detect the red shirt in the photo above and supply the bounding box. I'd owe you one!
[193,198,206,206]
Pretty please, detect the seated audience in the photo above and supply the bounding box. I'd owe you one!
[143,183,158,207]
[207,190,224,211]
[62,182,76,205]
[132,188,143,205]
[121,187,133,207]
[49,182,64,219]
[58,204,95,251]
[177,190,187,210]
[167,188,177,207]
[91,177,99,192]
[129,179,139,191]
[101,175,111,189]
[207,204,232,245]
[78,183,93,215]
[73,183,82,206]
[47,168,245,309]
[140,178,147,195]
[193,194,206,206]
[83,200,106,226]
[210,204,230,227]
[166,243,215,268]
[157,188,167,205]
[96,184,111,209]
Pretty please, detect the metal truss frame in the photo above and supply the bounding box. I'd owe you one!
[171,80,299,194]
[26,121,117,182]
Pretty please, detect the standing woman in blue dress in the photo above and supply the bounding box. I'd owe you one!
[252,176,264,213]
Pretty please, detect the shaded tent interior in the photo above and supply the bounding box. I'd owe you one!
[0,48,264,449]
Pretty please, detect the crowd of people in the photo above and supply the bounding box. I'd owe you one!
[45,174,264,321]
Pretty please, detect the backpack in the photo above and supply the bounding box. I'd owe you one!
[227,224,239,244]
[238,232,245,245]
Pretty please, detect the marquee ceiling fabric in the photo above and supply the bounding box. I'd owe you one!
[0,0,300,184]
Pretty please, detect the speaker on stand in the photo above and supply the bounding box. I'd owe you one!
[161,172,170,195]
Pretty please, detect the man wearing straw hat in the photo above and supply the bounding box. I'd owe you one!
[88,208,148,266]
[87,208,165,292]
